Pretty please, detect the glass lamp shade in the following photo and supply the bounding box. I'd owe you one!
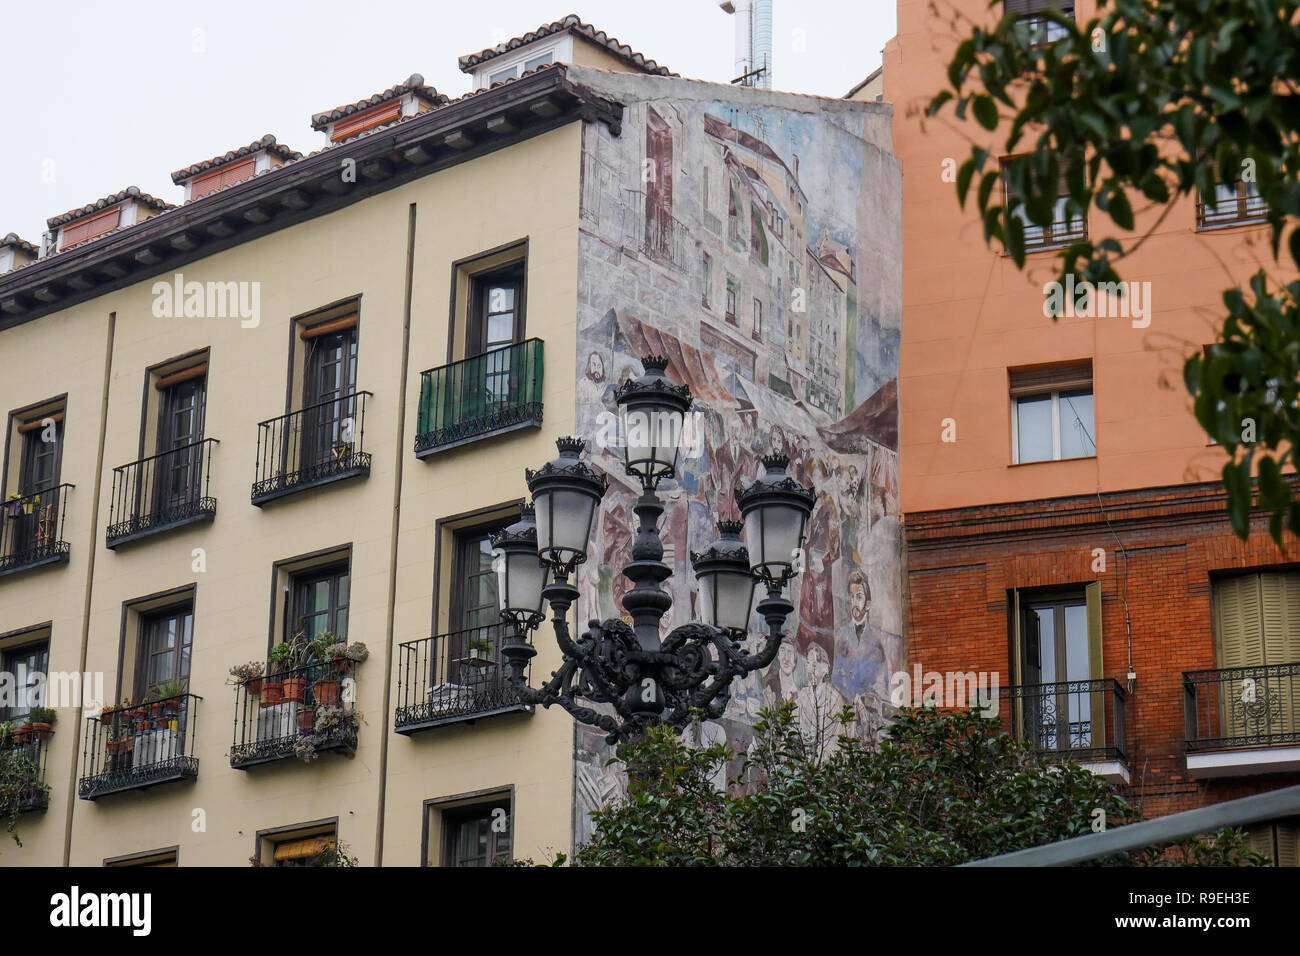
[613,355,693,484]
[692,521,756,632]
[490,505,546,624]
[735,455,816,583]
[526,437,608,568]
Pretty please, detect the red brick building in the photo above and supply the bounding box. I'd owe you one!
[880,0,1300,862]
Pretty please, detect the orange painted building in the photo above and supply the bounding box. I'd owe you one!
[881,0,1300,854]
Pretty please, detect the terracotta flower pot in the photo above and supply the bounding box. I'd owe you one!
[297,707,316,734]
[12,726,31,745]
[261,681,284,707]
[282,677,307,704]
[313,679,341,707]
[243,677,263,697]
[29,722,51,740]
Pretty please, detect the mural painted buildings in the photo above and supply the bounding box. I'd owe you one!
[566,65,901,838]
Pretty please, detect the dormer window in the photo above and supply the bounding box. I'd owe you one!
[60,208,120,249]
[172,135,301,202]
[47,186,173,254]
[311,75,447,145]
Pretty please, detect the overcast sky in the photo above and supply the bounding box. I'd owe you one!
[0,1,895,245]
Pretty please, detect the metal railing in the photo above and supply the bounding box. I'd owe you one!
[251,391,371,504]
[395,624,529,732]
[0,484,72,577]
[1184,662,1300,752]
[999,678,1127,764]
[0,732,52,815]
[230,659,358,767]
[78,694,201,799]
[1197,184,1269,230]
[106,438,218,547]
[415,340,543,456]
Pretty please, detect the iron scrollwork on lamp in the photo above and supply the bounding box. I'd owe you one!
[493,355,815,744]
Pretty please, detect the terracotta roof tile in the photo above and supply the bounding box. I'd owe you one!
[46,186,174,229]
[311,73,449,130]
[171,134,302,184]
[1,233,38,257]
[458,14,674,77]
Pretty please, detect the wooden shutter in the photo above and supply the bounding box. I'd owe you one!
[1278,822,1300,867]
[190,158,256,200]
[1246,824,1276,862]
[1214,575,1263,669]
[330,101,402,143]
[273,835,335,861]
[1005,0,1065,14]
[1009,360,1092,397]
[1260,572,1300,737]
[1009,589,1024,739]
[1086,581,1106,748]
[60,208,120,249]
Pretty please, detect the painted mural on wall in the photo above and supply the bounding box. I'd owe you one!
[569,72,902,845]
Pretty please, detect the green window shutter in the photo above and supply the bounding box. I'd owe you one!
[1277,823,1300,867]
[1245,824,1277,863]
[1261,572,1300,738]
[1214,575,1261,670]
[1009,589,1023,739]
[1086,581,1105,748]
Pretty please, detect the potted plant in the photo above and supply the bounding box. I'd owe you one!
[149,680,188,729]
[323,640,369,673]
[464,636,496,666]
[297,705,316,735]
[274,635,316,703]
[26,707,55,741]
[11,720,31,746]
[4,493,20,519]
[229,661,264,696]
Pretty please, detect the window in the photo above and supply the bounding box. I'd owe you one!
[749,203,769,264]
[153,364,207,513]
[1244,820,1300,867]
[1213,572,1300,675]
[256,823,340,867]
[190,159,256,200]
[752,298,763,339]
[701,253,713,308]
[1009,584,1104,755]
[135,604,193,699]
[3,402,68,571]
[1005,0,1074,46]
[300,315,359,469]
[701,164,710,213]
[523,52,553,72]
[725,277,738,324]
[59,208,120,250]
[1198,176,1268,230]
[329,101,401,143]
[1002,156,1087,250]
[1,640,48,721]
[104,848,179,867]
[1010,361,1095,463]
[488,65,518,85]
[440,799,512,867]
[290,564,350,642]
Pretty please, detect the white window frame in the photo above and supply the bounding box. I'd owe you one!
[1011,388,1095,464]
[472,36,571,90]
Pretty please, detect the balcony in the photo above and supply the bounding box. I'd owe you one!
[1184,663,1300,778]
[395,624,529,734]
[1196,185,1268,231]
[78,694,201,800]
[251,391,371,505]
[230,660,358,768]
[999,679,1128,783]
[0,484,72,579]
[105,439,219,548]
[0,732,52,816]
[414,339,543,458]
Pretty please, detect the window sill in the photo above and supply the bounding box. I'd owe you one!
[1009,454,1097,467]
[1195,218,1269,234]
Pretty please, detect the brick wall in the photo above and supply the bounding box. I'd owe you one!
[906,479,1300,818]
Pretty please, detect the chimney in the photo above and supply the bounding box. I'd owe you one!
[0,233,38,274]
[719,0,772,90]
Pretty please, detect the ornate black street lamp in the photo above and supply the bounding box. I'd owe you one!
[496,356,815,744]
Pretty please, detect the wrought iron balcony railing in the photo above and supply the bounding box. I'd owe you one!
[78,694,201,800]
[1184,662,1300,752]
[0,732,52,816]
[395,624,529,733]
[1197,185,1269,230]
[415,339,543,457]
[106,438,218,548]
[230,659,358,768]
[0,484,73,579]
[999,678,1127,764]
[251,391,371,505]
